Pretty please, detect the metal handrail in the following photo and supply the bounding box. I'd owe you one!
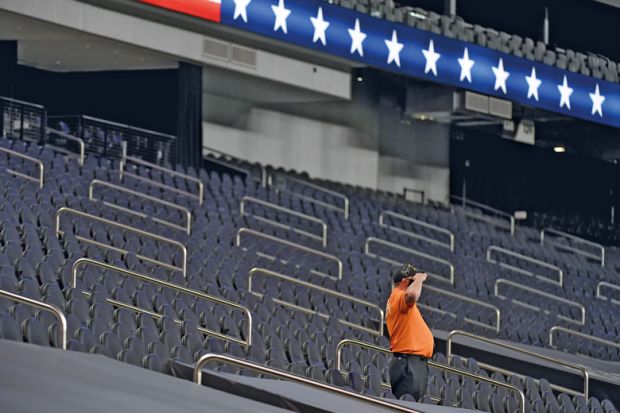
[0,146,44,189]
[203,147,268,186]
[241,196,328,247]
[248,267,383,335]
[446,330,589,398]
[487,246,564,286]
[418,303,458,319]
[120,153,204,205]
[494,279,585,325]
[0,95,45,109]
[89,179,192,235]
[194,354,423,413]
[269,173,350,220]
[0,289,67,350]
[203,150,253,181]
[451,195,513,218]
[46,127,85,166]
[450,195,515,235]
[380,211,455,252]
[549,326,620,355]
[335,339,525,413]
[540,228,605,267]
[596,281,620,305]
[236,228,342,280]
[55,207,187,277]
[365,237,455,285]
[424,285,500,332]
[72,258,252,347]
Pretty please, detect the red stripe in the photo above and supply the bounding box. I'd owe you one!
[140,0,220,22]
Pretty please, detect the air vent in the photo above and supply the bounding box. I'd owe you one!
[231,45,257,68]
[464,91,489,114]
[202,37,229,60]
[489,97,513,119]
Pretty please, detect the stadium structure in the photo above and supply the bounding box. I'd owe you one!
[0,0,619,412]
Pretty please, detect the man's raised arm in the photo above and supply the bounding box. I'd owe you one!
[405,273,428,305]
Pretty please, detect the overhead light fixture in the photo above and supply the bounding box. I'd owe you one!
[357,76,363,82]
[553,146,566,153]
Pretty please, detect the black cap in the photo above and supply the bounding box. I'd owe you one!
[393,264,417,284]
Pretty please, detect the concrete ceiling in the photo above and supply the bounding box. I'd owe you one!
[202,64,341,104]
[0,10,178,72]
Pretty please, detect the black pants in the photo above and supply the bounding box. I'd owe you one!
[389,354,429,400]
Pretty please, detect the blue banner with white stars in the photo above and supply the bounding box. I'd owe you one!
[221,0,620,128]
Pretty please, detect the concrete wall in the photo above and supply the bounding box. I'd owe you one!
[203,108,380,188]
[203,101,450,202]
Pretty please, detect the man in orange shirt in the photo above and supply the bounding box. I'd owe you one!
[386,264,434,400]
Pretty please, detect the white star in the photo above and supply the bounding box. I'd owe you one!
[233,0,251,23]
[457,48,475,83]
[525,67,542,101]
[492,58,510,94]
[384,30,404,67]
[310,7,330,46]
[348,19,367,57]
[590,84,605,117]
[271,0,291,34]
[557,75,574,109]
[422,39,441,76]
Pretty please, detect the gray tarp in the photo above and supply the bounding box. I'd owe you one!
[0,339,292,413]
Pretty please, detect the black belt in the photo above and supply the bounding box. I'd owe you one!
[392,353,429,361]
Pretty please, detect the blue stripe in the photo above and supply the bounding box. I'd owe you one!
[221,0,620,128]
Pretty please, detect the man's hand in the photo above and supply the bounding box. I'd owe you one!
[414,272,428,283]
[404,273,427,305]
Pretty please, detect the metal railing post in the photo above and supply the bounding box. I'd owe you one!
[549,326,620,364]
[46,127,85,166]
[446,330,589,399]
[194,354,423,413]
[365,237,455,285]
[120,153,204,205]
[487,245,564,286]
[241,196,328,247]
[270,173,350,220]
[56,207,187,277]
[494,279,585,325]
[335,339,525,413]
[202,147,253,182]
[236,228,342,280]
[0,289,67,350]
[379,210,455,252]
[450,195,515,235]
[0,146,44,189]
[540,228,605,267]
[424,285,500,332]
[89,179,192,235]
[72,258,252,347]
[248,268,383,335]
[596,281,620,305]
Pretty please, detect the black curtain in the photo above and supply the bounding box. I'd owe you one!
[450,130,619,220]
[176,62,202,169]
[0,41,17,98]
[14,65,177,134]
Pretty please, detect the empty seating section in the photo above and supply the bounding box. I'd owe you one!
[0,135,618,413]
[324,0,620,83]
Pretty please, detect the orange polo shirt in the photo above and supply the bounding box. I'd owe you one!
[386,285,434,358]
